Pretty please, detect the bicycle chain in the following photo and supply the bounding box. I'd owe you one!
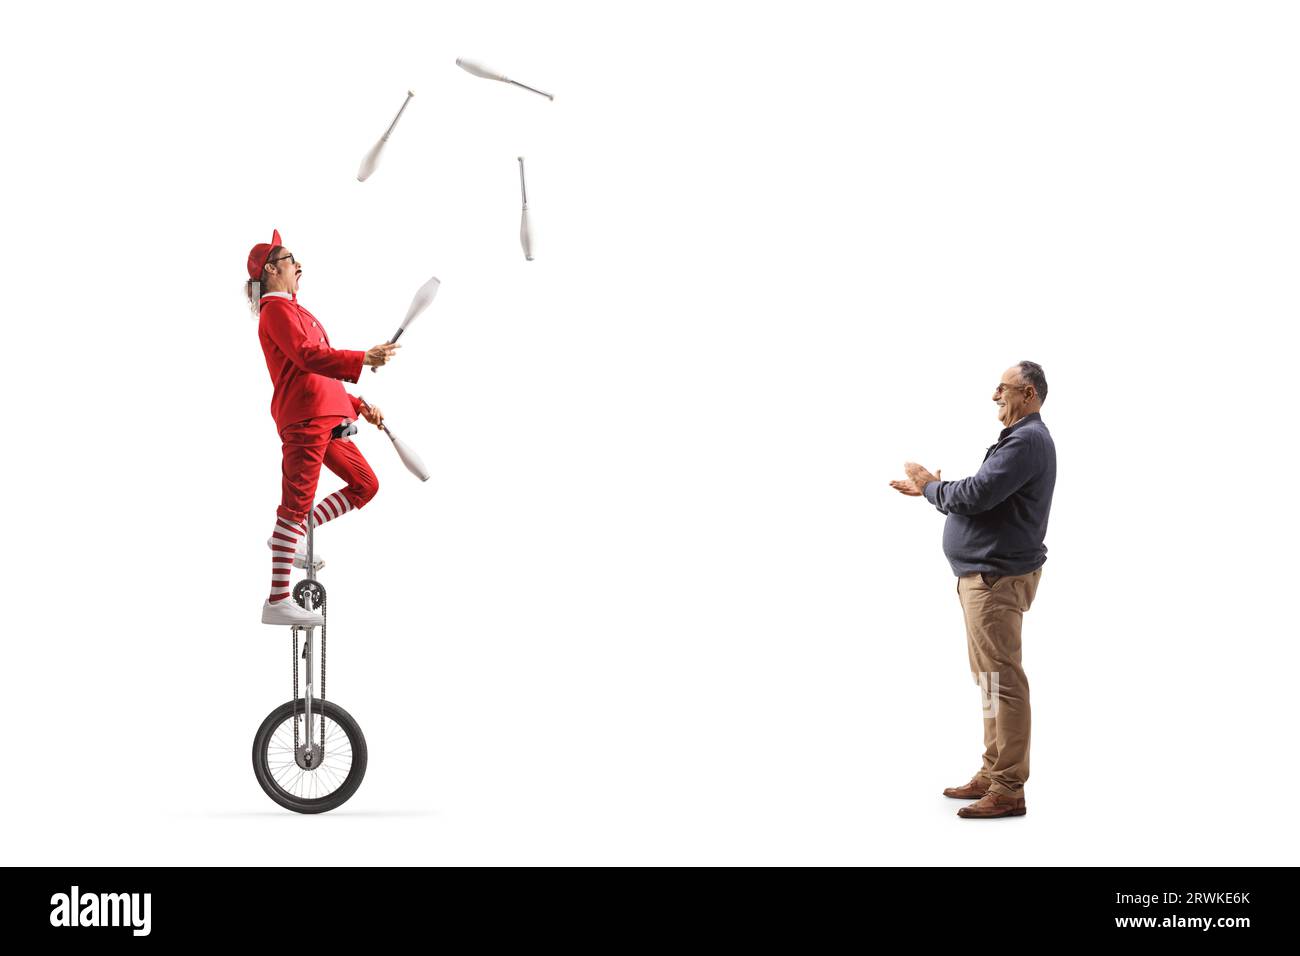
[319,589,327,753]
[292,626,300,752]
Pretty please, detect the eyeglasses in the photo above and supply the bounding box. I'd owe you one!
[994,381,1030,395]
[267,253,297,266]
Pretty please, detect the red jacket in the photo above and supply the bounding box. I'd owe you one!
[258,293,365,434]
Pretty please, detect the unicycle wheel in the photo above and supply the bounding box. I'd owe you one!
[252,698,368,814]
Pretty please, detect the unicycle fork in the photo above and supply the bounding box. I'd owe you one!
[298,525,320,766]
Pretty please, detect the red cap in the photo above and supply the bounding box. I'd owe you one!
[246,228,283,280]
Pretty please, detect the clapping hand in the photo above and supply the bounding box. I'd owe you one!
[890,462,941,496]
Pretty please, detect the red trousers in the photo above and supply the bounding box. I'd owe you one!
[277,417,379,525]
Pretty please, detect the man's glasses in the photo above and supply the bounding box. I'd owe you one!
[994,382,1030,395]
[267,253,297,266]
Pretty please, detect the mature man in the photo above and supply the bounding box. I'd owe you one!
[244,228,401,627]
[891,361,1056,819]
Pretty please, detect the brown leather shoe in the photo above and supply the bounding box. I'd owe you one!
[942,775,991,799]
[957,790,1026,818]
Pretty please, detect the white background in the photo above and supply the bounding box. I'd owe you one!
[2,0,1298,865]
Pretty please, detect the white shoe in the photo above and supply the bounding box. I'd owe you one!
[266,535,325,571]
[262,598,324,627]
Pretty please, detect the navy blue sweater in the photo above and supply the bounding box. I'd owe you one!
[922,412,1056,576]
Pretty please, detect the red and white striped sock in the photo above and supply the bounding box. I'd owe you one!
[308,490,355,531]
[268,515,307,603]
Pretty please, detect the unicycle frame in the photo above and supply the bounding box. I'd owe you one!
[255,514,367,813]
[296,518,320,740]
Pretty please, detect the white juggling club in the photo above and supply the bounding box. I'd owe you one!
[357,89,415,182]
[371,274,440,373]
[518,157,534,261]
[455,58,553,100]
[358,397,430,482]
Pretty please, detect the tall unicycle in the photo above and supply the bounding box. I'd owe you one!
[252,519,367,813]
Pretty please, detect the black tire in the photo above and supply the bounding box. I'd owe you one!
[252,698,368,814]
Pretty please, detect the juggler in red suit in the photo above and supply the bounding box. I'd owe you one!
[245,230,401,626]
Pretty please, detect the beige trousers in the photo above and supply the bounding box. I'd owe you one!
[956,567,1042,798]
